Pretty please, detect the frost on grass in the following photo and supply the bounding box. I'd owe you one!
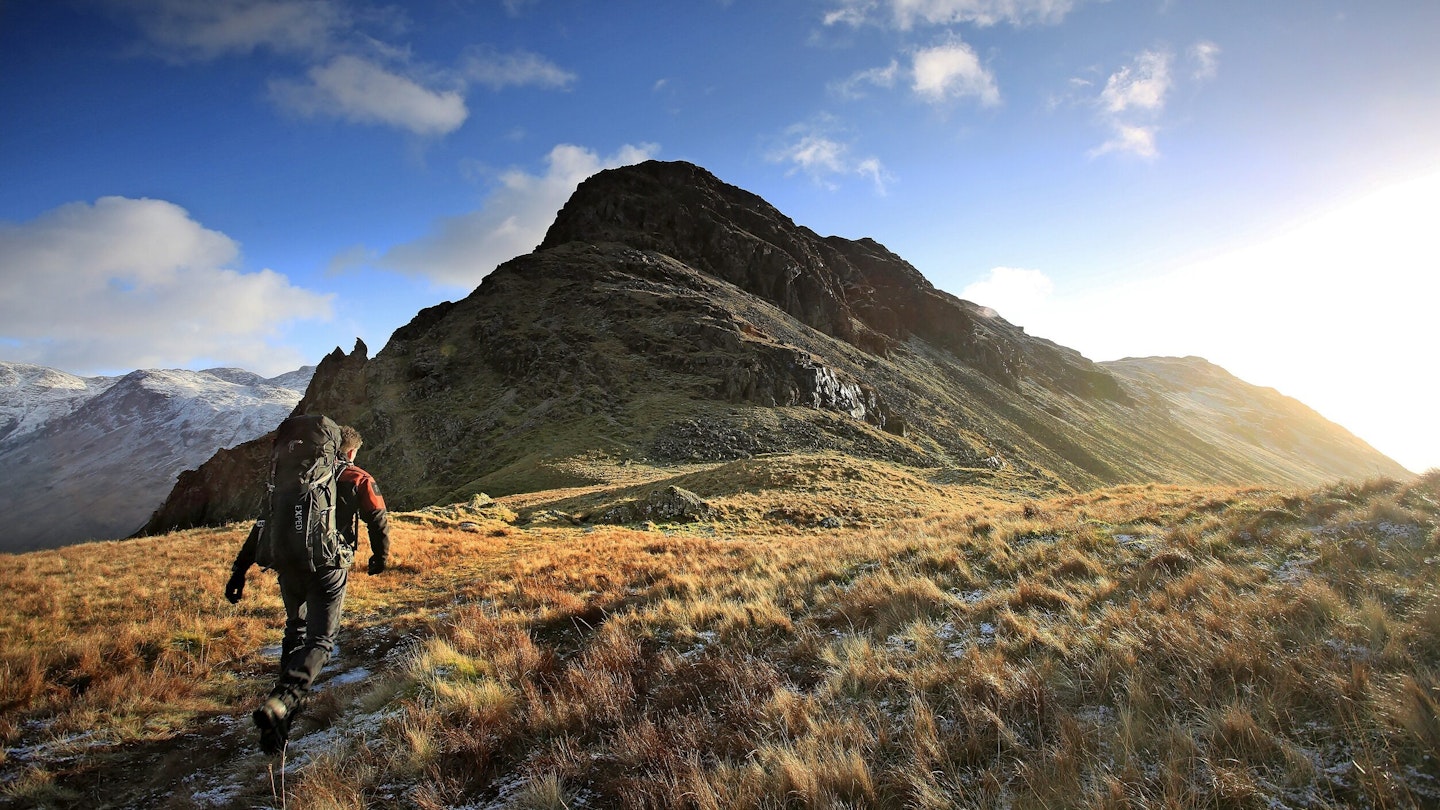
[934,619,995,658]
[282,705,400,773]
[188,778,244,808]
[9,476,1440,809]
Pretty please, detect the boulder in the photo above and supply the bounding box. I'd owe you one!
[600,485,717,525]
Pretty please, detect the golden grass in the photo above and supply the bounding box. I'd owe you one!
[3,464,1439,808]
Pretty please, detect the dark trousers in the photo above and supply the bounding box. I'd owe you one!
[274,565,348,701]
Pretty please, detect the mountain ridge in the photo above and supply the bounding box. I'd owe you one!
[142,161,1408,535]
[1102,355,1408,480]
[0,362,118,447]
[0,363,314,551]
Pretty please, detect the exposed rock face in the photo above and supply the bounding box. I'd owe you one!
[144,161,1409,534]
[296,339,371,416]
[0,364,312,551]
[541,161,1072,393]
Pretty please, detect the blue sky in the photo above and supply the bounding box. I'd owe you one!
[2,0,1438,471]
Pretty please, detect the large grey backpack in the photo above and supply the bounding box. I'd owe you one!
[256,414,345,571]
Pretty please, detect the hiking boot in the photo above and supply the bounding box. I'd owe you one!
[253,694,295,755]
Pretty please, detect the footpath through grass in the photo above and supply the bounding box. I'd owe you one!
[3,473,1439,808]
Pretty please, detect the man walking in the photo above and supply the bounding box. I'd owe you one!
[225,423,391,754]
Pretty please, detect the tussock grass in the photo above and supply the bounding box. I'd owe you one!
[4,465,1439,807]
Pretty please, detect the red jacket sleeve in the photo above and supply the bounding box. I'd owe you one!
[351,469,391,561]
[355,473,386,514]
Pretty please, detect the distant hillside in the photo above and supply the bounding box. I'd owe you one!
[0,363,313,552]
[1102,356,1409,480]
[144,161,1407,534]
[0,363,117,446]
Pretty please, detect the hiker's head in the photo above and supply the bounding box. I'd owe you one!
[339,425,362,461]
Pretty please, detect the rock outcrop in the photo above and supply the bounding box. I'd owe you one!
[599,485,718,524]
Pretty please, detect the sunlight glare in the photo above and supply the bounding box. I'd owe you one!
[977,169,1440,472]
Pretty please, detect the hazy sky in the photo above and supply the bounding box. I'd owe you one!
[2,1,1438,471]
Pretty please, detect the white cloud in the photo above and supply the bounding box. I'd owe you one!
[271,55,468,136]
[1190,40,1220,81]
[959,266,1055,326]
[0,197,332,375]
[1089,123,1158,159]
[110,0,576,137]
[823,3,875,26]
[378,143,660,289]
[826,0,1079,29]
[110,0,347,61]
[832,60,901,99]
[911,40,1000,105]
[834,42,996,108]
[855,158,890,191]
[779,134,849,177]
[769,124,892,194]
[462,47,577,91]
[1088,50,1170,158]
[1098,50,1171,114]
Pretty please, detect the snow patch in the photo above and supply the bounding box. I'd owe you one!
[322,666,373,689]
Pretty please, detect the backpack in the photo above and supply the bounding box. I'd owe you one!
[255,414,347,571]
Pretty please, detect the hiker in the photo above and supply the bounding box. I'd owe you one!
[224,421,391,754]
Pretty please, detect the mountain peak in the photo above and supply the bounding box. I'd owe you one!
[539,160,1051,387]
[541,160,787,250]
[143,162,1409,535]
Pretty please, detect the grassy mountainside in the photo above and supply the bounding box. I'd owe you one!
[291,246,1407,501]
[6,460,1439,808]
[1103,356,1407,482]
[142,162,1406,537]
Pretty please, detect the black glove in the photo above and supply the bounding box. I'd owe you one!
[367,556,387,575]
[225,570,246,604]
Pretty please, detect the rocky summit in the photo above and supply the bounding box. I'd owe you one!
[143,161,1408,533]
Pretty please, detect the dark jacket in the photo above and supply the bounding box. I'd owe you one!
[231,462,391,572]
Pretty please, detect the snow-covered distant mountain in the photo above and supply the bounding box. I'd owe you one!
[0,363,118,446]
[0,362,315,552]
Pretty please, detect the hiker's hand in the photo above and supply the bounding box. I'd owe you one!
[367,556,387,575]
[225,570,246,603]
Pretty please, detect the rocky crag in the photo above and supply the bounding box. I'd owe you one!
[143,161,1408,534]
